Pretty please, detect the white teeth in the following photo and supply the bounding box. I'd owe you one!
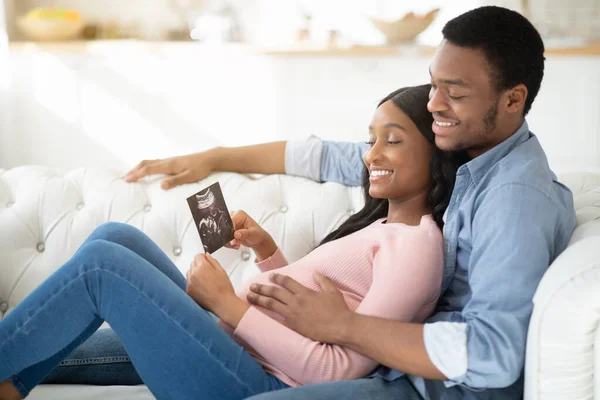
[370,170,393,177]
[435,121,458,127]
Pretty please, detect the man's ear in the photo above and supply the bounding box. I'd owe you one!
[505,84,528,114]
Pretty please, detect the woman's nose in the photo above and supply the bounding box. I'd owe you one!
[364,142,383,165]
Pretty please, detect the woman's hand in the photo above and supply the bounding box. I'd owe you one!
[226,211,277,261]
[186,253,248,327]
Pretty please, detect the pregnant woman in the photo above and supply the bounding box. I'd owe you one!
[0,84,461,400]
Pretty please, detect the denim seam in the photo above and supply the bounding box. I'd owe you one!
[10,375,29,398]
[58,356,131,366]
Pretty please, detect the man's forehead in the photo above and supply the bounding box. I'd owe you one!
[428,65,471,88]
[429,41,489,86]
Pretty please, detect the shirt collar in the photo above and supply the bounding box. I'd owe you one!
[461,120,530,184]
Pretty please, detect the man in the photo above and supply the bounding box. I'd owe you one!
[37,6,575,400]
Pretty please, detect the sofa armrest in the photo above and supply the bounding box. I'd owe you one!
[525,221,600,400]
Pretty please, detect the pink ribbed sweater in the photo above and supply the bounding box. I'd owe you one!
[219,215,443,387]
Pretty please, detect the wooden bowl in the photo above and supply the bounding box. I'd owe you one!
[17,16,85,41]
[370,8,439,45]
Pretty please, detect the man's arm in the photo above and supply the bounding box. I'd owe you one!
[243,226,447,382]
[124,142,286,190]
[338,316,445,379]
[124,137,368,189]
[248,273,446,380]
[248,184,569,387]
[319,140,368,186]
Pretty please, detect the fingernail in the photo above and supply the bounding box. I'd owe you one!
[250,284,257,290]
[269,273,275,280]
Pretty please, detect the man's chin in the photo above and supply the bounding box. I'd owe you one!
[434,136,461,152]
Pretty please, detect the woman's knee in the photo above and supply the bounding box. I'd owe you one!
[75,240,143,276]
[88,222,143,245]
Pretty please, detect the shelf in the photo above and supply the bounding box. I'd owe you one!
[8,40,600,57]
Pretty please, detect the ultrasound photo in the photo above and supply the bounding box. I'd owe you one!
[186,182,235,254]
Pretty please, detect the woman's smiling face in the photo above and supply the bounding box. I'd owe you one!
[364,100,433,202]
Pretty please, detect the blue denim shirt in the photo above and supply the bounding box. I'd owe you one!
[286,121,576,399]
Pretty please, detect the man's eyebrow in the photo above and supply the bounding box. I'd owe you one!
[429,67,471,88]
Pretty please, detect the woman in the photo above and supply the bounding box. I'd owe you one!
[0,85,461,400]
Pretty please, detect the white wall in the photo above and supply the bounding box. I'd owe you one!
[2,46,599,174]
[0,0,12,168]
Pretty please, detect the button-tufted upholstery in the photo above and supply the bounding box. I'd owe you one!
[0,166,599,400]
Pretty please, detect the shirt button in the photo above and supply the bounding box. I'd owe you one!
[143,204,152,212]
[76,203,85,210]
[347,209,354,216]
[241,251,251,261]
[36,242,45,253]
[173,246,182,256]
[279,206,288,213]
[6,201,14,208]
[0,302,8,313]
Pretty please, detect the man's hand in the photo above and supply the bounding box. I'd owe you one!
[186,253,248,327]
[247,271,353,343]
[124,150,218,190]
[225,211,277,261]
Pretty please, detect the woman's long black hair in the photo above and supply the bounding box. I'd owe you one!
[318,84,466,247]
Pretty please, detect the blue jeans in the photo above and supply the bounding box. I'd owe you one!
[1,222,288,399]
[247,376,423,400]
[40,327,143,386]
[40,331,425,400]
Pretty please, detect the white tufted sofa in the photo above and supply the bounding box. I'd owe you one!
[0,166,599,400]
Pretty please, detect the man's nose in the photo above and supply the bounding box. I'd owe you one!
[427,88,447,114]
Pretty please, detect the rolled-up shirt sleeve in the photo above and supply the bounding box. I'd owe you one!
[426,183,567,389]
[320,141,368,186]
[284,135,323,182]
[284,136,367,186]
[423,322,468,380]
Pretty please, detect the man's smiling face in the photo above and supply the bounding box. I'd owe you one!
[427,39,504,158]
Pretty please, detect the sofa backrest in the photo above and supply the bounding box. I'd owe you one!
[0,167,364,317]
[0,167,599,319]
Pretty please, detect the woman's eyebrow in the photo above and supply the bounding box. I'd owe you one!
[368,123,406,131]
[384,123,406,131]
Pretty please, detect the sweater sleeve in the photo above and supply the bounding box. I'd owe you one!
[254,248,288,272]
[234,227,443,385]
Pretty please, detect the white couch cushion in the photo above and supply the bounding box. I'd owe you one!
[1,167,599,400]
[0,166,364,318]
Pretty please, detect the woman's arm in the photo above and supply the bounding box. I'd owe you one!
[254,248,289,273]
[234,228,444,384]
[227,211,279,262]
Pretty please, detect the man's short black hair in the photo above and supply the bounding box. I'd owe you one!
[442,6,545,115]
